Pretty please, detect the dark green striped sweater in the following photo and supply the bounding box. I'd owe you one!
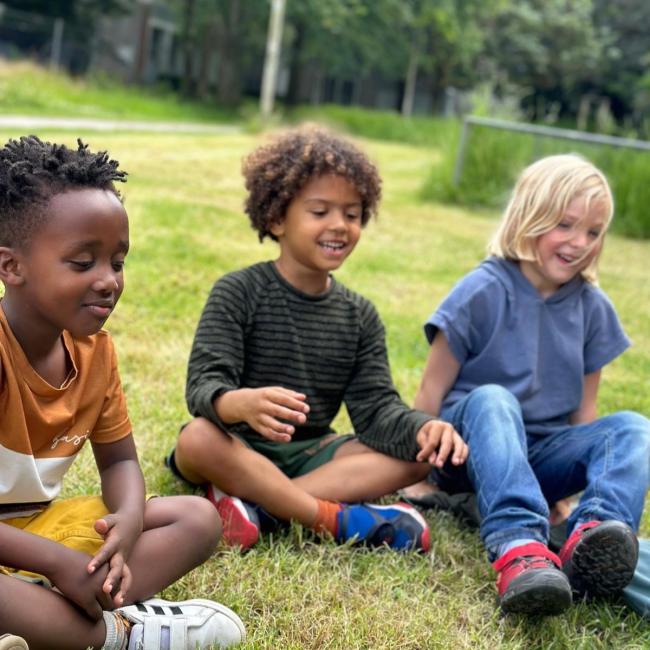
[186,262,432,461]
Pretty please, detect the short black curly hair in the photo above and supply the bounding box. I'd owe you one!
[242,125,382,242]
[0,135,127,248]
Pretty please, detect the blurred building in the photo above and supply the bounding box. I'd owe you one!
[93,0,179,84]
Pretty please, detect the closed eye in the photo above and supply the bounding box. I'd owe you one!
[69,260,93,271]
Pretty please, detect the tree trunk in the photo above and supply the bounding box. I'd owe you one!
[181,0,196,97]
[216,0,242,107]
[401,44,419,117]
[197,19,218,99]
[310,66,323,105]
[285,18,305,106]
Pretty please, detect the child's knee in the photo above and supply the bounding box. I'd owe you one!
[152,495,221,556]
[177,417,226,463]
[176,496,222,557]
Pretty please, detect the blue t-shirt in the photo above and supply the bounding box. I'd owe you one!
[424,257,630,434]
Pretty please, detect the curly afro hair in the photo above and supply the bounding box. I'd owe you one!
[0,135,127,248]
[242,125,382,242]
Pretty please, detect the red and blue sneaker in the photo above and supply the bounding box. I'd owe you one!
[559,520,638,598]
[336,502,430,552]
[492,542,572,615]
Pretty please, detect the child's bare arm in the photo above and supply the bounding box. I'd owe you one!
[413,331,467,466]
[569,370,601,424]
[414,331,461,416]
[215,387,310,442]
[0,522,112,620]
[90,434,145,606]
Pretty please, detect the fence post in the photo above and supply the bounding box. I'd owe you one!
[453,117,471,187]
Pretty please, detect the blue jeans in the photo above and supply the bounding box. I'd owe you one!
[438,385,650,559]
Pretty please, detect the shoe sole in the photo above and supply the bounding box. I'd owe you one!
[569,521,638,597]
[135,598,246,642]
[206,485,260,549]
[501,571,572,616]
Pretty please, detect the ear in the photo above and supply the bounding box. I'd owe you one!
[269,220,285,238]
[0,247,25,286]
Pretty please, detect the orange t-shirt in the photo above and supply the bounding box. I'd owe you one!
[0,306,132,518]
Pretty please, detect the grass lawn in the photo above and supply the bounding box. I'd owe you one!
[1,126,649,649]
[0,61,239,123]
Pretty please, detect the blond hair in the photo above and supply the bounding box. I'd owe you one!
[487,154,613,283]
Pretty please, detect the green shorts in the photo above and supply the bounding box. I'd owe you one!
[236,432,355,478]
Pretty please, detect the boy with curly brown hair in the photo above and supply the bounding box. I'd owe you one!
[166,126,467,551]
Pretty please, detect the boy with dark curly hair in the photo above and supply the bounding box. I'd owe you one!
[0,136,245,649]
[167,126,467,551]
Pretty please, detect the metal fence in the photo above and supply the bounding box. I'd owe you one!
[453,116,650,186]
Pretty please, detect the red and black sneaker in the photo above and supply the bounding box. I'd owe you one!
[559,520,638,598]
[492,542,572,615]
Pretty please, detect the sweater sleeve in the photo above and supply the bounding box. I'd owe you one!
[185,274,248,429]
[344,300,433,461]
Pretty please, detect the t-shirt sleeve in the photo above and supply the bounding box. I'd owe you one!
[423,271,487,364]
[583,287,630,374]
[91,338,132,443]
[345,300,432,461]
[185,275,248,428]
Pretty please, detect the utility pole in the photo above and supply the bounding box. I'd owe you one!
[260,0,286,118]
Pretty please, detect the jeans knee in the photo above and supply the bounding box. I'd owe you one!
[608,411,650,449]
[464,384,522,419]
[455,385,525,451]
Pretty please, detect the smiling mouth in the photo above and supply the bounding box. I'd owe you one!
[557,253,576,264]
[318,241,346,251]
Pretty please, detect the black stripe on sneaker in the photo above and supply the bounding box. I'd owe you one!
[136,604,148,612]
[151,605,165,615]
[170,606,183,615]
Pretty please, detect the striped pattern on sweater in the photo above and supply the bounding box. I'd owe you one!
[186,262,431,461]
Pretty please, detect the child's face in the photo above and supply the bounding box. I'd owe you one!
[270,174,362,290]
[14,188,129,338]
[521,195,607,296]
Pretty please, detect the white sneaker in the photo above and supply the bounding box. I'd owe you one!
[118,598,245,649]
[0,635,28,650]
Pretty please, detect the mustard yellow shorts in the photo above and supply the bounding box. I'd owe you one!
[0,495,109,582]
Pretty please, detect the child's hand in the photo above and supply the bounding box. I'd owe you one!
[48,546,114,620]
[239,387,310,442]
[415,420,468,468]
[87,513,140,606]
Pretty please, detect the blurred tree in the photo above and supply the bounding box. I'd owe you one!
[170,0,266,105]
[284,0,406,107]
[398,0,502,116]
[283,0,501,115]
[591,0,650,130]
[486,0,605,122]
